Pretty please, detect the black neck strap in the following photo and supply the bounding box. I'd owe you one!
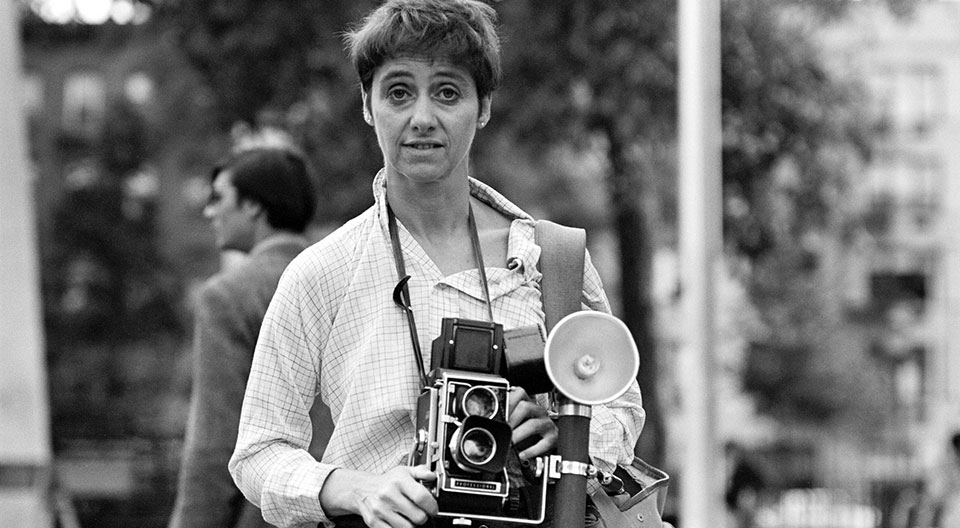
[387,201,496,385]
[467,205,496,322]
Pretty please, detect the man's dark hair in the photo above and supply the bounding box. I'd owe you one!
[212,148,317,233]
[951,431,960,453]
[343,0,502,99]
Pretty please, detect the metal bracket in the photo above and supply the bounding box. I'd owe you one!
[547,455,598,480]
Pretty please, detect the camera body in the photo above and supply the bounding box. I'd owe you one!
[412,318,549,524]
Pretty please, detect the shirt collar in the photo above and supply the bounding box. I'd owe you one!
[370,169,541,293]
[370,168,535,227]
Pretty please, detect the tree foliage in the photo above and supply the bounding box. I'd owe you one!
[45,99,183,343]
[44,98,186,443]
[154,0,383,224]
[720,0,871,259]
[717,1,888,429]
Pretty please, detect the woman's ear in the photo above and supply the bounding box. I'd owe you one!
[477,95,492,129]
[361,89,373,126]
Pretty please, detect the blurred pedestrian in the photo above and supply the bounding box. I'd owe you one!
[227,1,645,527]
[915,431,960,528]
[725,442,766,528]
[168,147,318,528]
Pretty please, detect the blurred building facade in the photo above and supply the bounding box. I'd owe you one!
[808,0,960,523]
[18,14,218,528]
[16,9,335,526]
[825,0,960,463]
[656,3,960,527]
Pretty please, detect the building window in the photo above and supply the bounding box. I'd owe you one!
[869,68,896,131]
[62,71,105,137]
[867,153,942,234]
[912,66,943,135]
[893,348,925,417]
[22,73,44,118]
[908,155,943,229]
[124,72,154,106]
[870,272,926,314]
[869,65,944,136]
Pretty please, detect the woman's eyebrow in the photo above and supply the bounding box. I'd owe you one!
[375,65,471,87]
[432,69,470,84]
[378,69,414,84]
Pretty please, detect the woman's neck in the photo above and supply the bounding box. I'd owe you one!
[386,177,472,241]
[385,171,511,276]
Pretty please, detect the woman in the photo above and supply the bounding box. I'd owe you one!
[229,1,645,527]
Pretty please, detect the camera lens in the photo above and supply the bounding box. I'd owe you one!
[448,415,511,473]
[459,428,496,466]
[462,386,498,418]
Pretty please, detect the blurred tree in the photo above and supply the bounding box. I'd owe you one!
[718,0,891,430]
[45,98,185,440]
[153,0,383,224]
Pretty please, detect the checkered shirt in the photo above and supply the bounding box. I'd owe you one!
[229,171,646,528]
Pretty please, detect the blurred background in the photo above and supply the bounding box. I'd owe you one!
[1,0,959,527]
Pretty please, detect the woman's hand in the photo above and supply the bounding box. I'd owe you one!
[320,465,438,528]
[507,386,558,460]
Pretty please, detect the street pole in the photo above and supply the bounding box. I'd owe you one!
[0,1,54,526]
[678,0,723,526]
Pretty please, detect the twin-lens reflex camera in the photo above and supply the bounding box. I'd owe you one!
[411,318,551,524]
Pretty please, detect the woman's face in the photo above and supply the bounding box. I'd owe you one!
[364,57,491,186]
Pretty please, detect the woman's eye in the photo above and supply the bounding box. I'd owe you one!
[437,87,460,102]
[387,87,411,102]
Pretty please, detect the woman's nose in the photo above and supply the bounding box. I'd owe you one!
[410,99,437,132]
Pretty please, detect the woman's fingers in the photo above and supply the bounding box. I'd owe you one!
[507,387,558,458]
[356,466,438,528]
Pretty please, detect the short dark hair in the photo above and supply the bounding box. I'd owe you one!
[212,148,317,233]
[344,0,502,99]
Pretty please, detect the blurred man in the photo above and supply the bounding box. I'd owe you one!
[169,147,317,528]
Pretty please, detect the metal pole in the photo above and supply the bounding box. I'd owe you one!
[0,1,54,526]
[678,0,723,526]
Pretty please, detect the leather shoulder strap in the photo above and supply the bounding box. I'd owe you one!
[535,220,586,333]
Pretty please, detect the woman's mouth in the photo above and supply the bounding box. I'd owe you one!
[404,140,443,150]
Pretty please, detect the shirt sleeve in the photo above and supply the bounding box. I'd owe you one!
[581,249,646,474]
[228,265,337,528]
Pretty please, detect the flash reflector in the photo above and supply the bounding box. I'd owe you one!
[544,311,639,405]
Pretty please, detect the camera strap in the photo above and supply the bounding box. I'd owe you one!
[534,220,586,333]
[386,202,495,386]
